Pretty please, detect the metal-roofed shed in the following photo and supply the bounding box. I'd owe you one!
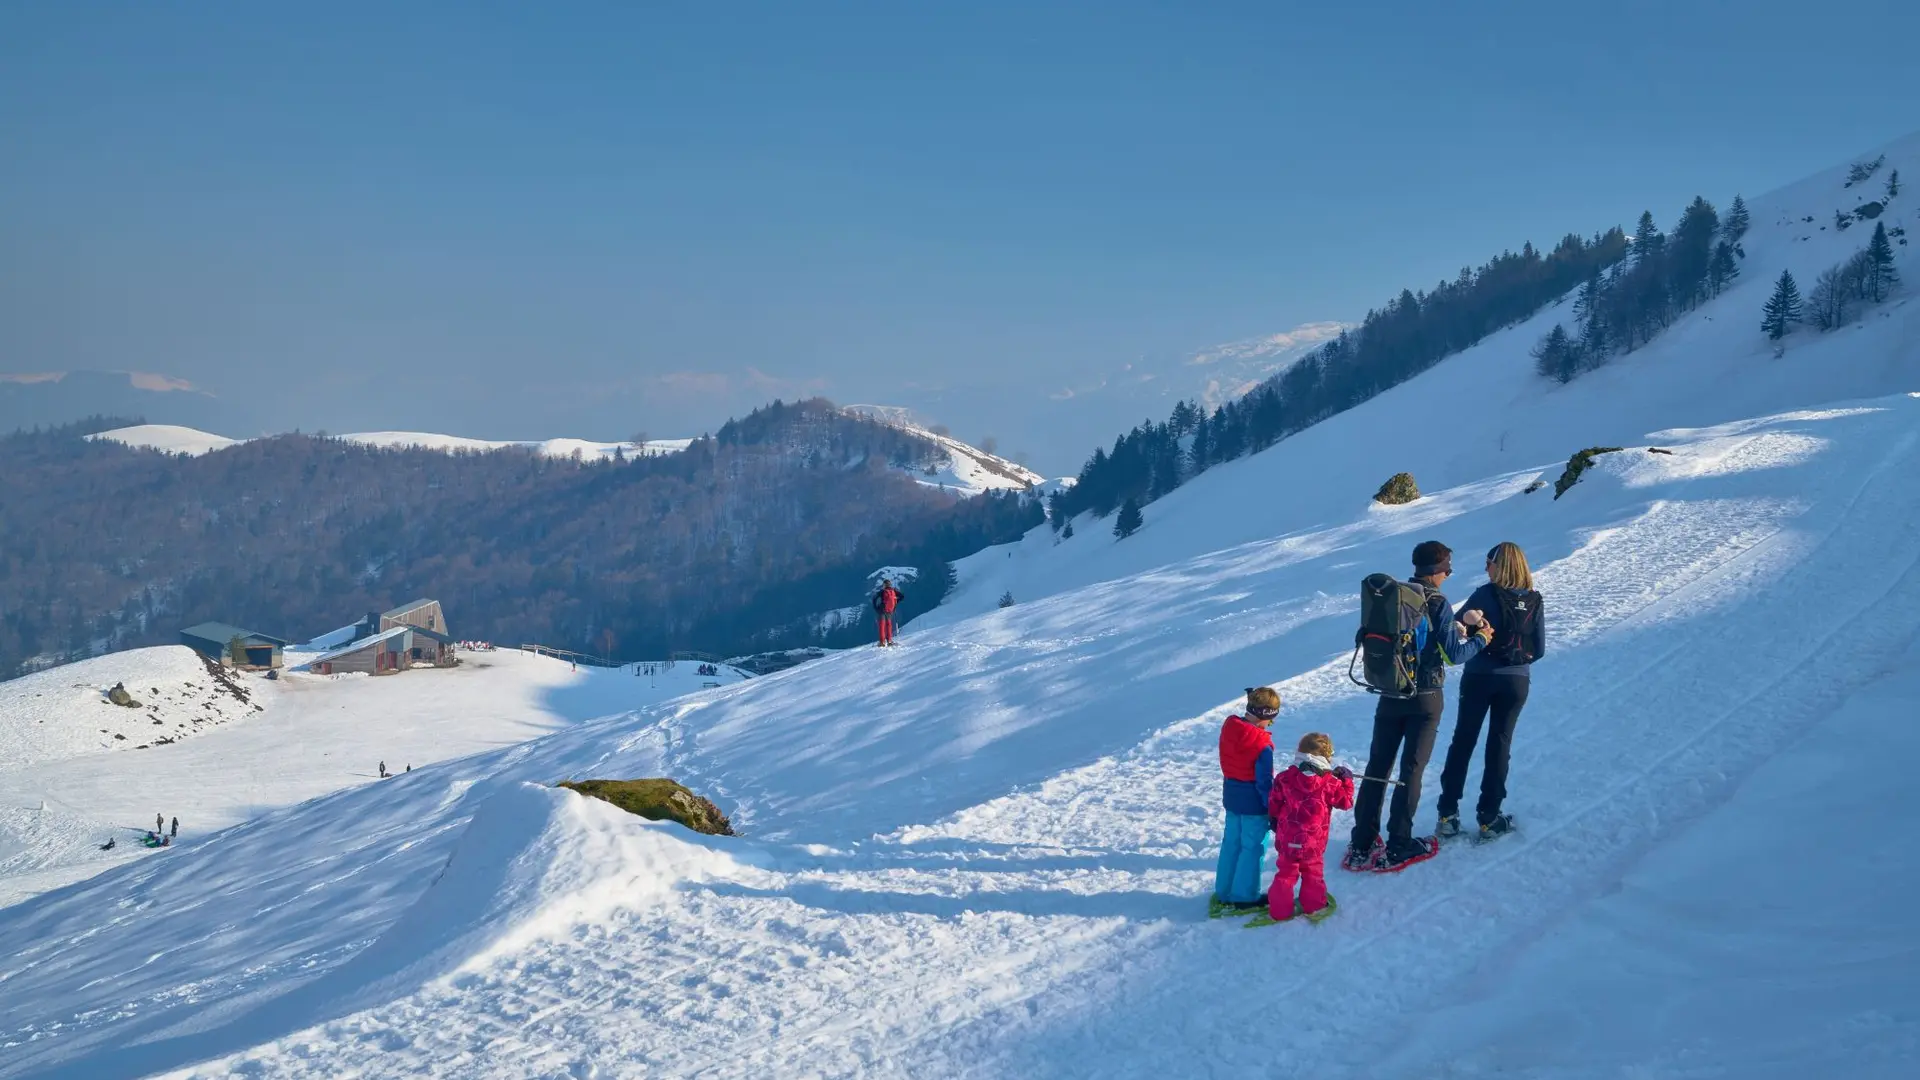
[180,622,289,670]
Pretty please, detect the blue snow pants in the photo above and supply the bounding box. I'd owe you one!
[1213,811,1270,905]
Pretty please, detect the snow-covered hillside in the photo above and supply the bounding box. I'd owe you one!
[931,131,1920,624]
[335,431,690,461]
[5,392,1917,1078]
[82,423,240,456]
[0,651,747,908]
[87,419,1043,495]
[0,647,262,770]
[3,135,1917,1079]
[843,405,1047,494]
[88,426,690,461]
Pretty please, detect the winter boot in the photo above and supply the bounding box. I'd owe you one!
[1376,836,1440,873]
[1475,813,1516,843]
[1341,837,1384,873]
[1435,814,1462,839]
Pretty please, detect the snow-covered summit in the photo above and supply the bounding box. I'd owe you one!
[842,405,1048,494]
[82,423,241,457]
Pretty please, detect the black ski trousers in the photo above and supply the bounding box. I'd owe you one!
[1437,673,1531,825]
[1349,691,1444,854]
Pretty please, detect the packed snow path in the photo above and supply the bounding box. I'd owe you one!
[3,397,1918,1078]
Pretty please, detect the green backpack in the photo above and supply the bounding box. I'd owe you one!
[1347,573,1432,699]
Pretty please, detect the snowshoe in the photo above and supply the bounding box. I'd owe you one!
[1243,899,1303,928]
[1374,836,1440,873]
[1341,837,1384,873]
[1303,893,1339,924]
[1474,814,1517,844]
[1435,814,1462,839]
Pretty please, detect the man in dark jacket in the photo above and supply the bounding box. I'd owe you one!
[872,579,904,648]
[1344,540,1492,872]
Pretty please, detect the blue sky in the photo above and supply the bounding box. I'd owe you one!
[3,2,1916,465]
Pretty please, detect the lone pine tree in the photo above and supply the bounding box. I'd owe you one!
[1761,269,1804,341]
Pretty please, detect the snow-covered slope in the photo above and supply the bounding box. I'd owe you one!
[82,423,240,456]
[0,651,747,908]
[0,647,262,770]
[4,136,1918,1079]
[3,393,1917,1077]
[930,131,1920,625]
[87,425,690,461]
[336,431,690,461]
[844,405,1047,494]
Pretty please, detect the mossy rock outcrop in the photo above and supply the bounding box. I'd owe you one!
[1373,472,1421,505]
[1552,447,1624,499]
[557,778,735,836]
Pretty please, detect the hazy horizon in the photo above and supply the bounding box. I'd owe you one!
[5,3,1918,471]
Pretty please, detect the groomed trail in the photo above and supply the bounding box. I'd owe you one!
[4,396,1919,1079]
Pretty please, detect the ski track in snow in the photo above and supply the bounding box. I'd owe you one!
[0,401,1906,1079]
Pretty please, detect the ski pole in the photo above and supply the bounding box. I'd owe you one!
[1355,775,1407,787]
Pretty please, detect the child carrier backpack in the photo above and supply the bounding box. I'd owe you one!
[1348,573,1432,699]
[1484,588,1541,666]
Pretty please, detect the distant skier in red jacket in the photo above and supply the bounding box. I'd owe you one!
[1268,731,1355,921]
[872,579,903,647]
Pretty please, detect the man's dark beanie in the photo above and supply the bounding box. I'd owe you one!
[1412,540,1453,577]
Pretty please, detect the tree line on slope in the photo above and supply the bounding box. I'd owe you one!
[1049,228,1631,531]
[1531,195,1749,382]
[0,403,1042,679]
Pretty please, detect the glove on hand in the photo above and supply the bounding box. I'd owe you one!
[1332,765,1353,782]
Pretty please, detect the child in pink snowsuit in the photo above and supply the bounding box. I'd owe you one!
[1268,732,1355,920]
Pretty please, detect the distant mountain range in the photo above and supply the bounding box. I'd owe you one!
[4,321,1345,478]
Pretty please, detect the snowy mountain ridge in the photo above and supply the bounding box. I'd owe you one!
[88,416,1043,497]
[86,424,691,463]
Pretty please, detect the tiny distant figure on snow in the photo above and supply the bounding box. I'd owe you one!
[170,817,179,839]
[161,834,171,847]
[872,579,904,648]
[100,837,116,851]
[156,813,164,835]
[405,763,411,772]
[378,761,388,779]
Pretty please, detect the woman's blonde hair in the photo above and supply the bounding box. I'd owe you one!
[1486,541,1533,591]
[1297,732,1334,758]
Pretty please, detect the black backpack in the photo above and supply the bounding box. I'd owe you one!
[1483,588,1541,666]
[1348,573,1433,699]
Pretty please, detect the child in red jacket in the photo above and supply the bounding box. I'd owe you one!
[1212,687,1280,914]
[1267,732,1355,921]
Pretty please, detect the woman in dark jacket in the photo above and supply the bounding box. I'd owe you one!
[1435,541,1546,840]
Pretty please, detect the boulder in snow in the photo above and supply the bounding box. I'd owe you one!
[557,778,735,836]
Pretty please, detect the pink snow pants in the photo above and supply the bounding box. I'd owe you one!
[1269,844,1328,920]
